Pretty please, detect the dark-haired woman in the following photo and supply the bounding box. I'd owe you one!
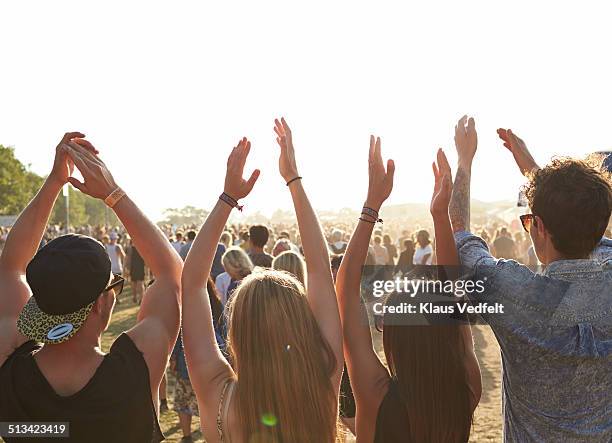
[337,139,481,442]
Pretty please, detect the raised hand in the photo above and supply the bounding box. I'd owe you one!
[365,135,395,210]
[454,115,478,165]
[64,139,118,199]
[430,148,453,217]
[49,132,87,186]
[497,128,539,175]
[274,117,299,182]
[223,137,260,200]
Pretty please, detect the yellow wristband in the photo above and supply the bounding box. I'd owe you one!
[104,187,126,208]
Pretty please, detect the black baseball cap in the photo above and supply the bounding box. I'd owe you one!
[17,234,112,344]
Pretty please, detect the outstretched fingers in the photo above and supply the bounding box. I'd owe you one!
[280,117,292,139]
[246,168,261,192]
[437,148,452,178]
[368,135,376,166]
[467,117,476,133]
[66,140,102,166]
[72,138,100,156]
[456,115,467,134]
[61,132,86,145]
[274,119,288,149]
[64,145,91,171]
[432,161,440,182]
[385,158,395,185]
[274,119,285,137]
[374,136,383,167]
[497,128,518,152]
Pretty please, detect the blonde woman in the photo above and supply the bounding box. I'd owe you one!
[272,250,306,285]
[215,247,254,305]
[181,120,343,443]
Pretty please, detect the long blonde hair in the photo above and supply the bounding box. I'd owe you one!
[272,251,306,285]
[227,270,337,442]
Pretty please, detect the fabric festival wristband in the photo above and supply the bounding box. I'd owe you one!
[104,188,126,208]
[219,192,243,211]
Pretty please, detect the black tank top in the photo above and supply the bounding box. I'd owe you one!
[0,333,163,443]
[374,379,408,443]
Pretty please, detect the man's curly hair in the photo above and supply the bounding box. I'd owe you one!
[523,156,612,258]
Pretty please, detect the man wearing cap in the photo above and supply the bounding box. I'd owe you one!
[0,133,182,442]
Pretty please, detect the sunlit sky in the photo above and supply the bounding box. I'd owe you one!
[2,1,611,221]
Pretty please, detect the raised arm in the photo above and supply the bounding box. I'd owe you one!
[336,136,394,416]
[449,116,478,233]
[0,132,88,365]
[431,148,458,265]
[431,147,482,410]
[181,138,259,415]
[274,118,344,385]
[64,140,182,397]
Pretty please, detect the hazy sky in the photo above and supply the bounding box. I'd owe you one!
[2,1,611,221]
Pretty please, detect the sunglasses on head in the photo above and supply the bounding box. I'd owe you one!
[520,214,536,233]
[104,273,125,296]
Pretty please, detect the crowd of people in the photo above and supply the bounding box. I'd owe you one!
[0,117,610,442]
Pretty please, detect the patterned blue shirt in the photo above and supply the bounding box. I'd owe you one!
[455,232,612,442]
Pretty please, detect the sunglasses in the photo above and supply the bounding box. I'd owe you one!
[520,214,536,233]
[104,273,125,296]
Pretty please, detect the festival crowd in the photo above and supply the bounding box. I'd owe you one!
[0,117,611,443]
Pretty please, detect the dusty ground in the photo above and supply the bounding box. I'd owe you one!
[467,326,503,442]
[100,292,503,442]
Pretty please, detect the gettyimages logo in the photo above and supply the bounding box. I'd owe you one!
[360,265,505,326]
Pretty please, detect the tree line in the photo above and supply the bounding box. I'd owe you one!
[0,145,119,226]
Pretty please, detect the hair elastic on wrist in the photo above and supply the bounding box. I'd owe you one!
[219,192,243,211]
[286,176,302,186]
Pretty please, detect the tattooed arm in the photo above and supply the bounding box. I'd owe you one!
[450,166,472,232]
[449,116,477,233]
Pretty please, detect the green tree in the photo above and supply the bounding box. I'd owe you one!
[0,145,44,215]
[50,185,120,228]
[50,186,89,227]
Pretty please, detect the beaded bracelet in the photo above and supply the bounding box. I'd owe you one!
[359,217,376,224]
